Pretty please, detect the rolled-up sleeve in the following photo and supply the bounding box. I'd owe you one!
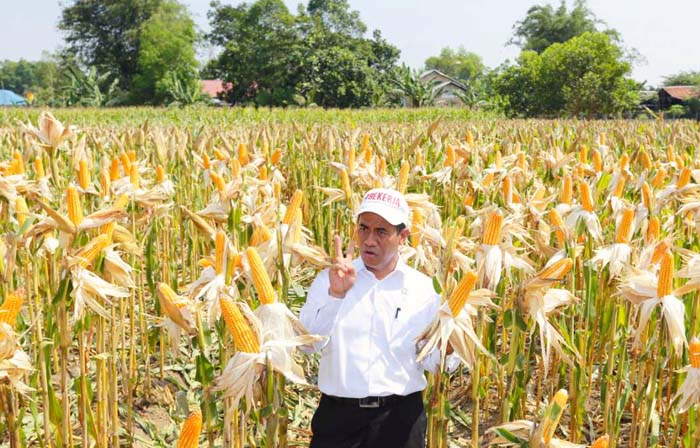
[299,269,343,353]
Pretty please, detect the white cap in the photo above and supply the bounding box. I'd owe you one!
[356,188,409,226]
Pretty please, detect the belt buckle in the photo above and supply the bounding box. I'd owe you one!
[358,396,380,408]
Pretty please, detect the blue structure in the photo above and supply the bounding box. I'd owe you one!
[0,89,28,106]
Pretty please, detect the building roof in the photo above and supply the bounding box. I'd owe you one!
[200,80,233,98]
[661,86,700,101]
[0,89,27,106]
[419,69,467,91]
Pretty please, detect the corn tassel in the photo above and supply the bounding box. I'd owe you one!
[615,208,635,244]
[246,247,276,304]
[220,296,259,353]
[176,409,203,448]
[482,210,503,246]
[657,251,673,297]
[690,336,700,368]
[448,271,478,317]
[0,291,24,329]
[283,190,304,225]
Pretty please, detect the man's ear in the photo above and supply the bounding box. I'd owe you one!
[399,227,410,243]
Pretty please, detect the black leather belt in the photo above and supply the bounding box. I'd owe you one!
[322,391,421,408]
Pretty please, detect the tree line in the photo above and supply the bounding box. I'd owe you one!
[0,0,696,117]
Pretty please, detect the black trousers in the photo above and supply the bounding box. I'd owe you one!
[309,392,426,448]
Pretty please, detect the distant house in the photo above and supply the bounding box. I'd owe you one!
[419,69,468,106]
[200,80,233,102]
[0,89,27,106]
[658,86,700,109]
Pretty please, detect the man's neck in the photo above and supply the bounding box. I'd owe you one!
[366,255,400,280]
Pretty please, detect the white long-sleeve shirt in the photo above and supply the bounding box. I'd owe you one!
[299,257,444,398]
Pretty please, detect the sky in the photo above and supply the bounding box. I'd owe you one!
[2,0,699,87]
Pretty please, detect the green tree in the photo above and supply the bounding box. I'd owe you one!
[131,0,199,104]
[509,0,617,54]
[59,0,163,92]
[0,57,73,105]
[494,32,637,117]
[424,46,485,82]
[662,71,700,86]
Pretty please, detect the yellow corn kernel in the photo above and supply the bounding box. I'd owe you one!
[210,172,226,195]
[448,271,478,317]
[541,389,568,445]
[463,193,474,208]
[238,143,250,166]
[646,216,660,243]
[641,150,652,170]
[590,435,610,448]
[270,148,282,165]
[220,296,259,353]
[0,291,24,329]
[615,208,635,244]
[249,225,271,247]
[110,157,120,181]
[578,145,588,163]
[652,168,666,189]
[560,175,572,205]
[128,150,137,163]
[443,144,455,168]
[258,165,267,181]
[676,166,692,189]
[378,157,387,177]
[517,151,527,170]
[290,209,303,243]
[494,151,502,169]
[415,148,423,168]
[548,209,566,247]
[213,148,229,161]
[176,409,203,448]
[273,181,281,201]
[667,144,675,162]
[99,169,110,197]
[66,185,83,227]
[75,234,111,268]
[641,182,651,209]
[283,190,304,225]
[592,150,603,172]
[481,172,494,189]
[690,336,700,369]
[15,197,29,229]
[341,169,353,203]
[246,247,276,305]
[611,176,626,198]
[78,159,90,191]
[130,164,139,189]
[347,146,356,175]
[397,160,410,194]
[231,158,241,178]
[465,130,474,147]
[482,210,503,246]
[202,153,211,170]
[411,209,423,249]
[619,153,629,170]
[34,157,45,178]
[12,151,24,174]
[502,175,512,203]
[599,133,606,146]
[156,165,165,184]
[657,251,673,297]
[579,181,595,212]
[120,152,131,175]
[215,230,227,276]
[538,258,573,281]
[361,134,371,163]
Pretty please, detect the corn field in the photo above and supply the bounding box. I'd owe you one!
[1,107,700,448]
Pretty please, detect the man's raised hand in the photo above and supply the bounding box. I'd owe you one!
[328,234,356,298]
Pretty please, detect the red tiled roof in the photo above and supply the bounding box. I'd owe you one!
[661,86,700,101]
[200,80,233,98]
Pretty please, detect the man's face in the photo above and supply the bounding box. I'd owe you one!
[357,212,408,278]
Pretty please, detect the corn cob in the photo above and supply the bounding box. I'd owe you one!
[482,210,503,246]
[78,159,90,191]
[657,251,673,297]
[590,435,609,448]
[220,296,259,353]
[157,283,192,332]
[448,271,478,317]
[652,168,666,188]
[548,209,566,247]
[283,190,304,225]
[15,197,29,229]
[538,258,573,281]
[397,160,410,194]
[341,168,353,203]
[599,133,606,146]
[579,181,595,212]
[270,148,282,165]
[210,172,226,195]
[249,225,271,246]
[615,208,635,244]
[34,158,45,178]
[213,148,229,161]
[156,165,165,184]
[411,209,423,249]
[130,164,140,189]
[347,146,356,174]
[120,152,131,175]
[667,144,675,162]
[238,143,250,165]
[202,153,211,170]
[540,389,568,445]
[560,175,572,205]
[379,157,387,177]
[502,175,512,203]
[67,185,83,226]
[641,150,652,170]
[361,134,370,163]
[619,153,629,170]
[100,169,110,197]
[690,336,700,369]
[128,150,136,163]
[465,130,474,147]
[517,151,526,170]
[75,234,111,268]
[415,148,423,168]
[592,150,603,172]
[443,144,455,168]
[612,176,626,198]
[231,158,241,178]
[642,182,651,209]
[215,230,227,276]
[246,247,276,304]
[0,291,24,329]
[578,145,587,163]
[176,409,203,448]
[110,157,121,181]
[646,216,660,243]
[258,165,268,181]
[676,166,692,188]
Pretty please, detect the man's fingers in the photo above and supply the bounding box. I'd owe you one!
[333,234,342,260]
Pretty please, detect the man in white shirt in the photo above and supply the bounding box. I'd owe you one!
[300,188,443,448]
